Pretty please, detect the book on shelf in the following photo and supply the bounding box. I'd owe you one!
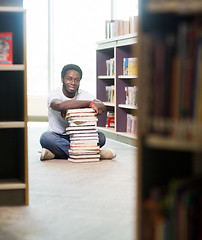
[142,176,202,240]
[105,20,115,39]
[127,114,137,134]
[0,32,13,65]
[66,108,100,163]
[106,85,115,103]
[106,58,114,76]
[123,57,138,76]
[125,86,138,106]
[123,57,129,75]
[123,20,130,35]
[129,16,138,34]
[105,19,130,39]
[106,111,115,128]
[143,20,202,140]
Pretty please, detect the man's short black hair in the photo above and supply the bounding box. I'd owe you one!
[61,64,83,80]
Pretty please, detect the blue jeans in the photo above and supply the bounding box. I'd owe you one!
[40,130,106,159]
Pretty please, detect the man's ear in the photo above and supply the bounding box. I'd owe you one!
[61,77,63,84]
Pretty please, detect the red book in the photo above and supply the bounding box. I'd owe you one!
[0,32,13,65]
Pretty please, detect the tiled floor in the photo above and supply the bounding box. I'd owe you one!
[0,122,137,240]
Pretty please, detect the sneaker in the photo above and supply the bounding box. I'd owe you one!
[100,148,116,159]
[40,148,55,160]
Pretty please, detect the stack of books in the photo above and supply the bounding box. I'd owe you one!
[66,108,100,163]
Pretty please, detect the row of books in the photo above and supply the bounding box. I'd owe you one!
[105,16,138,39]
[106,85,115,103]
[66,108,100,163]
[143,20,202,139]
[123,57,138,76]
[126,114,137,134]
[142,176,202,240]
[0,32,13,65]
[106,58,115,76]
[125,86,138,106]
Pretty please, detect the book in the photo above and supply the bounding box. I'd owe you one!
[66,112,96,117]
[66,108,95,113]
[70,140,99,146]
[70,133,98,138]
[128,57,138,76]
[105,85,115,103]
[0,32,13,65]
[68,157,100,163]
[123,58,129,75]
[68,120,98,127]
[66,125,97,131]
[68,153,100,159]
[106,58,115,76]
[69,149,100,154]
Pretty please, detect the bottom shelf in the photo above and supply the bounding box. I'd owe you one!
[98,127,137,146]
[0,189,26,206]
[0,179,26,190]
[0,179,27,206]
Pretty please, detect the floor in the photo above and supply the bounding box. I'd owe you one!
[0,122,137,240]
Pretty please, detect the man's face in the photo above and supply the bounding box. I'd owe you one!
[62,69,81,97]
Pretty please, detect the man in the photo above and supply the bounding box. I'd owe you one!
[40,64,116,160]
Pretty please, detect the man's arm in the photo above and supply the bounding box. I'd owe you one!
[50,99,106,117]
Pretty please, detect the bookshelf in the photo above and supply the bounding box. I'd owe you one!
[0,3,28,205]
[137,0,202,239]
[96,33,138,146]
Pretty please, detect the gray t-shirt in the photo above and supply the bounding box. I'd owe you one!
[48,87,95,135]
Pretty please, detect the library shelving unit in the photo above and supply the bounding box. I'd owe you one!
[96,33,138,146]
[0,5,28,205]
[137,0,202,239]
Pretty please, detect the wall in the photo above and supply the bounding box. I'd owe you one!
[28,96,48,122]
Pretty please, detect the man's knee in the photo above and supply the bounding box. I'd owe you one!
[40,131,54,146]
[98,131,106,147]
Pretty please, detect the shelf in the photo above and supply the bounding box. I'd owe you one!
[98,75,115,79]
[96,33,137,49]
[103,102,115,107]
[98,126,116,133]
[147,1,202,14]
[96,34,137,146]
[0,64,25,71]
[145,134,202,152]
[98,127,137,146]
[0,5,28,206]
[0,179,26,190]
[0,6,25,12]
[0,121,25,128]
[117,131,137,140]
[98,127,137,139]
[118,104,138,110]
[118,75,138,79]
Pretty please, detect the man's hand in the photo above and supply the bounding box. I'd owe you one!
[61,110,67,119]
[91,99,106,116]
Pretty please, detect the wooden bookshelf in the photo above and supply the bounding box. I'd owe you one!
[0,2,28,205]
[137,0,202,239]
[96,34,138,146]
